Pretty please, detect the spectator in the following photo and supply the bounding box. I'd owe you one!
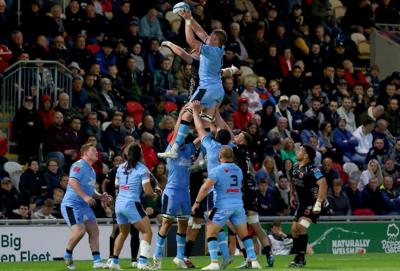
[123,115,139,140]
[343,60,368,88]
[82,3,109,39]
[153,161,167,191]
[139,8,164,41]
[158,115,175,145]
[43,111,79,169]
[257,177,280,216]
[0,177,19,219]
[139,115,165,152]
[223,77,240,113]
[389,138,400,167]
[102,112,126,156]
[38,94,55,128]
[275,95,293,131]
[380,175,400,215]
[43,158,63,195]
[289,95,306,134]
[372,118,394,150]
[337,96,357,132]
[344,178,366,215]
[71,76,90,112]
[226,22,252,65]
[59,174,69,192]
[323,100,340,128]
[321,157,340,191]
[0,42,12,73]
[54,93,81,124]
[366,138,388,165]
[233,97,252,130]
[111,1,134,38]
[254,76,271,106]
[255,44,282,80]
[359,159,384,191]
[382,157,399,181]
[362,177,385,215]
[305,97,326,127]
[327,179,352,216]
[69,34,95,72]
[11,203,31,220]
[18,158,46,204]
[51,187,64,219]
[140,132,158,171]
[241,75,262,114]
[98,77,118,117]
[82,112,102,144]
[385,98,400,137]
[275,174,290,215]
[333,117,359,163]
[353,117,375,164]
[279,48,295,77]
[95,40,117,76]
[267,117,291,141]
[264,137,283,171]
[64,0,84,37]
[12,96,44,164]
[152,58,175,95]
[282,66,308,98]
[32,198,56,219]
[120,57,147,104]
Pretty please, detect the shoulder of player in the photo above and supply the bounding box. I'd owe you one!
[116,162,128,172]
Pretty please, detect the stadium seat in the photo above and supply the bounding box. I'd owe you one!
[126,101,144,127]
[351,33,367,45]
[164,101,178,113]
[329,0,343,9]
[357,40,371,60]
[3,161,23,188]
[334,6,346,22]
[101,121,111,131]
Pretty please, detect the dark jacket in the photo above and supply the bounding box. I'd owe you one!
[18,169,46,203]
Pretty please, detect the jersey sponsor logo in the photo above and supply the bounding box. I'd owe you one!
[120,185,130,190]
[227,188,240,193]
[73,166,80,173]
[313,170,323,179]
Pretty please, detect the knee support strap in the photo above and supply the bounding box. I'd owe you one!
[247,214,259,224]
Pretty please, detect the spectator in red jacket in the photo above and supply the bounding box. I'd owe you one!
[0,43,12,73]
[343,59,368,88]
[140,132,158,171]
[279,48,295,77]
[233,97,253,130]
[38,95,55,128]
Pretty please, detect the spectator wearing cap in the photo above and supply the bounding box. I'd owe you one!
[68,62,81,78]
[327,179,352,216]
[139,8,164,42]
[275,95,293,131]
[12,96,44,164]
[69,34,95,73]
[333,117,359,163]
[337,96,357,132]
[365,65,381,97]
[125,19,142,49]
[380,176,400,215]
[241,75,262,114]
[0,177,19,218]
[95,40,117,76]
[18,158,46,204]
[233,97,252,130]
[38,94,55,128]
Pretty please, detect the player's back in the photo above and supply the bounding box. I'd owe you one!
[210,162,243,209]
[116,162,150,203]
[63,159,96,206]
[202,134,222,171]
[199,44,223,86]
[165,143,196,190]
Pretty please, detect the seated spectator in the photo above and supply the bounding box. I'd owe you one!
[321,157,340,191]
[360,158,384,189]
[11,203,31,219]
[385,98,400,137]
[275,95,293,131]
[256,178,279,216]
[241,75,262,114]
[333,117,359,163]
[279,48,295,77]
[337,96,357,132]
[0,177,19,219]
[380,175,400,215]
[323,100,340,128]
[305,98,325,127]
[352,117,375,165]
[158,116,176,146]
[275,174,290,215]
[38,95,55,128]
[233,97,252,130]
[59,174,69,192]
[389,138,400,167]
[288,95,306,135]
[95,40,117,76]
[223,77,240,113]
[139,115,165,153]
[102,112,126,157]
[327,179,352,216]
[12,96,44,164]
[71,76,90,113]
[51,187,64,219]
[99,77,118,118]
[268,117,291,141]
[256,156,278,186]
[18,158,46,204]
[54,93,81,124]
[0,130,7,164]
[362,177,385,215]
[382,157,400,182]
[43,111,79,169]
[345,178,367,215]
[372,118,395,150]
[153,162,167,191]
[282,66,307,98]
[140,132,158,171]
[264,137,283,171]
[82,112,102,144]
[255,76,271,106]
[343,60,368,88]
[304,83,329,111]
[0,42,12,73]
[281,138,297,165]
[32,198,56,219]
[366,138,388,165]
[139,8,164,41]
[43,158,63,195]
[123,115,140,140]
[152,58,176,96]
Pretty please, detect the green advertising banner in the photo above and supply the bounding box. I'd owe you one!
[277,222,400,254]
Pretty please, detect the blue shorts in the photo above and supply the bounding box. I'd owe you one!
[208,207,247,227]
[61,203,96,227]
[161,189,191,217]
[115,200,147,225]
[190,84,224,109]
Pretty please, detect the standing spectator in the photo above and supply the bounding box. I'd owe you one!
[102,112,126,156]
[362,177,385,215]
[139,8,164,41]
[353,118,375,165]
[0,177,19,219]
[140,132,158,171]
[233,98,252,130]
[327,179,352,216]
[359,159,383,191]
[380,175,400,215]
[18,158,46,204]
[12,96,44,164]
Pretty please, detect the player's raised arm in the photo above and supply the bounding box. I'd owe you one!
[180,10,202,52]
[192,100,207,139]
[161,41,193,64]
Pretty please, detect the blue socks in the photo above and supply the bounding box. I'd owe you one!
[176,233,186,260]
[242,236,256,261]
[174,122,190,147]
[64,249,72,259]
[155,233,166,259]
[217,230,230,260]
[207,237,219,262]
[92,251,101,263]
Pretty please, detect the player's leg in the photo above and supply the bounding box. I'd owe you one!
[130,225,140,268]
[184,216,203,267]
[247,210,275,267]
[153,216,174,269]
[85,219,106,269]
[173,217,189,268]
[289,216,311,268]
[203,221,223,270]
[228,227,237,256]
[107,223,119,265]
[134,216,153,270]
[232,208,261,269]
[111,223,130,270]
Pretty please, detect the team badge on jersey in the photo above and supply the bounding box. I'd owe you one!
[73,166,81,173]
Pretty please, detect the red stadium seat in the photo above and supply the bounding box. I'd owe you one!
[126,101,144,126]
[164,101,178,113]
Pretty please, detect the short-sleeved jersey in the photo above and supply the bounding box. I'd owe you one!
[208,162,244,209]
[62,159,96,206]
[199,44,224,86]
[290,163,324,206]
[201,134,222,171]
[115,162,151,202]
[165,143,196,190]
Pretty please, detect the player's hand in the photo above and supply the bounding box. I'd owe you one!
[84,195,96,206]
[101,192,112,204]
[192,100,201,114]
[192,202,200,215]
[179,9,192,20]
[145,207,154,216]
[290,195,296,209]
[161,41,172,48]
[312,201,322,214]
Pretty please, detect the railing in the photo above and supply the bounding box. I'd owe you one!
[1,216,399,226]
[0,60,73,116]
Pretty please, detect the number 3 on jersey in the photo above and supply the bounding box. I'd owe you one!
[230,175,238,187]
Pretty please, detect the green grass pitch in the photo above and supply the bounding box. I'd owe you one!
[0,254,399,271]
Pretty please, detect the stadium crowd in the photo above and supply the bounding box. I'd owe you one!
[1,0,400,222]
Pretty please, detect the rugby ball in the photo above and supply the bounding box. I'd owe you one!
[173,2,190,14]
